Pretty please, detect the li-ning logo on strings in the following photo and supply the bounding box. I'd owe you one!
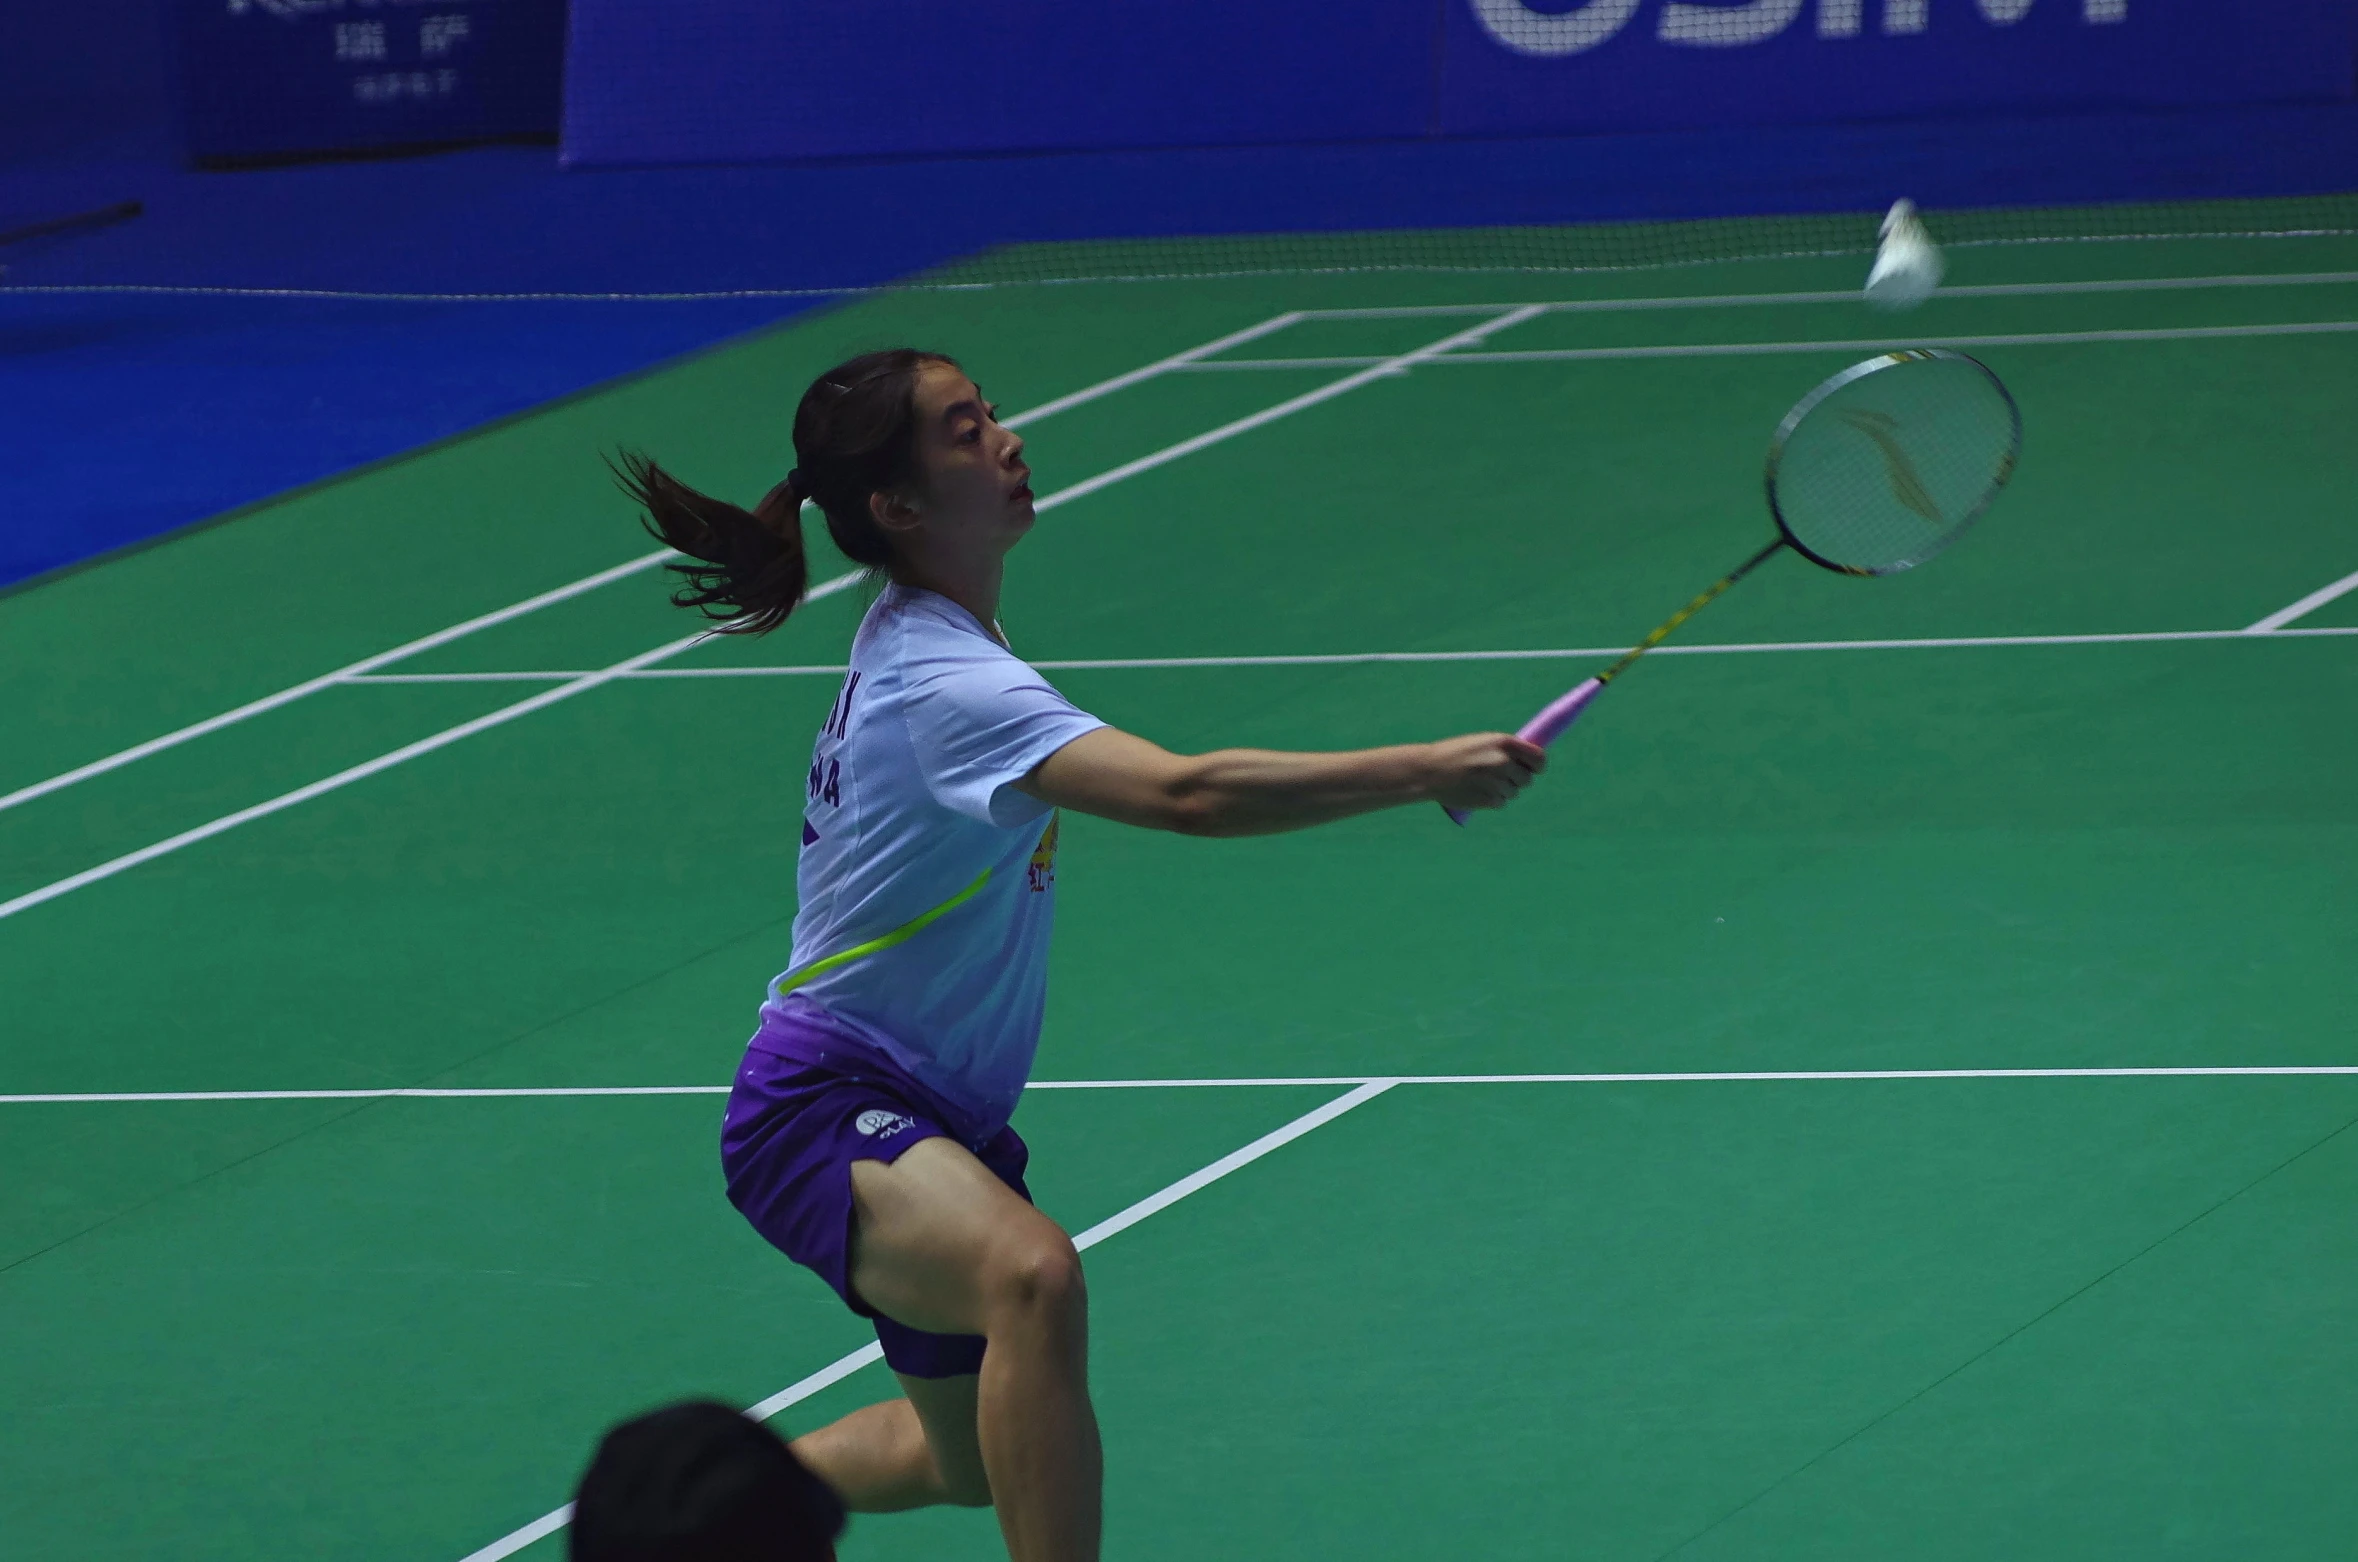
[1468,0,2126,57]
[1840,409,1945,525]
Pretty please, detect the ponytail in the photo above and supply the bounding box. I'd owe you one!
[611,451,809,637]
[613,348,956,638]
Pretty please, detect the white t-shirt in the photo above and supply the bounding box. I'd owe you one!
[764,585,1106,1129]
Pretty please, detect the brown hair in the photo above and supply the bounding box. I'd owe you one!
[611,348,957,636]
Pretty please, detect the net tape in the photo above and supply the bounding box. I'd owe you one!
[5,192,2354,300]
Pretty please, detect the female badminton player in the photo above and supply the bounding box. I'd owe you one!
[615,349,1543,1562]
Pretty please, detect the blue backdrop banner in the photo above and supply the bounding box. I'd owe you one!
[561,1,1435,166]
[174,0,565,162]
[561,0,2356,167]
[1441,0,2358,137]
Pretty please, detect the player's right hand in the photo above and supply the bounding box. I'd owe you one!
[1424,732,1546,811]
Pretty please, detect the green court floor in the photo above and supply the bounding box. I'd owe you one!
[3,218,2356,1560]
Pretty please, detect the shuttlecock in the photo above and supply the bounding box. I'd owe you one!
[1864,198,1944,311]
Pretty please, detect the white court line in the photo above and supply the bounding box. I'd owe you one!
[997,312,1304,424]
[1036,1067,2358,1086]
[454,1079,1398,1562]
[1297,269,2358,319]
[16,1066,2358,1106]
[0,314,1295,817]
[1,314,1537,924]
[2246,566,2358,633]
[331,622,2358,686]
[0,628,717,923]
[1015,304,1546,514]
[0,1086,737,1104]
[0,549,673,817]
[1180,317,2358,373]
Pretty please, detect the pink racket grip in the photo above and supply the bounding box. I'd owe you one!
[1442,677,1605,826]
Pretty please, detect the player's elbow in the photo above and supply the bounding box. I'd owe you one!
[1155,760,1243,837]
[1160,788,1233,837]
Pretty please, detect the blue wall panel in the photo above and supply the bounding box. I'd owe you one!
[562,0,2357,168]
[1440,0,2358,138]
[1,0,173,166]
[561,0,1437,165]
[171,0,565,162]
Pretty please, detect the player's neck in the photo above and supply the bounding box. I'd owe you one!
[891,555,1006,644]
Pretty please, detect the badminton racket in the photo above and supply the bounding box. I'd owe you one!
[1449,347,2021,824]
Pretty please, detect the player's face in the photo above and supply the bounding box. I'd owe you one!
[908,363,1034,550]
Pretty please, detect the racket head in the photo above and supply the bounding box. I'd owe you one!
[1764,348,2021,577]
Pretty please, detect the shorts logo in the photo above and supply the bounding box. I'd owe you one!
[855,1108,916,1138]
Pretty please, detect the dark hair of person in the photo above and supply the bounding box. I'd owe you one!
[611,348,958,636]
[570,1399,846,1562]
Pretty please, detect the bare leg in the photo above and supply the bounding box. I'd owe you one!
[974,1265,1097,1562]
[791,1374,990,1512]
[840,1137,1102,1562]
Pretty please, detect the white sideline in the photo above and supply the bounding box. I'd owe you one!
[0,630,708,923]
[0,312,1542,923]
[1296,269,2358,319]
[452,1080,1398,1562]
[330,621,2358,686]
[1177,317,2358,374]
[2246,566,2358,633]
[0,314,1295,818]
[14,1066,2358,1107]
[1015,304,1546,515]
[997,312,1304,425]
[0,549,673,817]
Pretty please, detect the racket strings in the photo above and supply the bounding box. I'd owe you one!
[1771,352,2020,575]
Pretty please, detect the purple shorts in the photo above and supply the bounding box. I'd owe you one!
[720,1006,1030,1379]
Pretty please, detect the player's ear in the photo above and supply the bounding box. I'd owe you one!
[870,486,923,535]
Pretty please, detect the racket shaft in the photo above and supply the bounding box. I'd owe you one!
[1594,537,1784,688]
[1443,538,1782,827]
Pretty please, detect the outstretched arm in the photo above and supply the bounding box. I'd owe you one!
[1014,727,1545,838]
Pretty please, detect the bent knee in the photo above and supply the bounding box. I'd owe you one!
[983,1233,1086,1321]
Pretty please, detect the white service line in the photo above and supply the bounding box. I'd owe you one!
[2,315,1294,817]
[1297,269,2358,320]
[453,1079,1398,1562]
[1343,1067,2358,1085]
[1179,317,2358,373]
[0,581,872,925]
[0,630,712,923]
[330,621,2358,688]
[997,312,1304,426]
[0,1086,737,1104]
[1022,304,1547,513]
[2245,565,2358,633]
[1040,1067,2358,1087]
[1,316,1534,925]
[1034,627,2358,664]
[0,549,673,817]
[20,1066,2358,1108]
